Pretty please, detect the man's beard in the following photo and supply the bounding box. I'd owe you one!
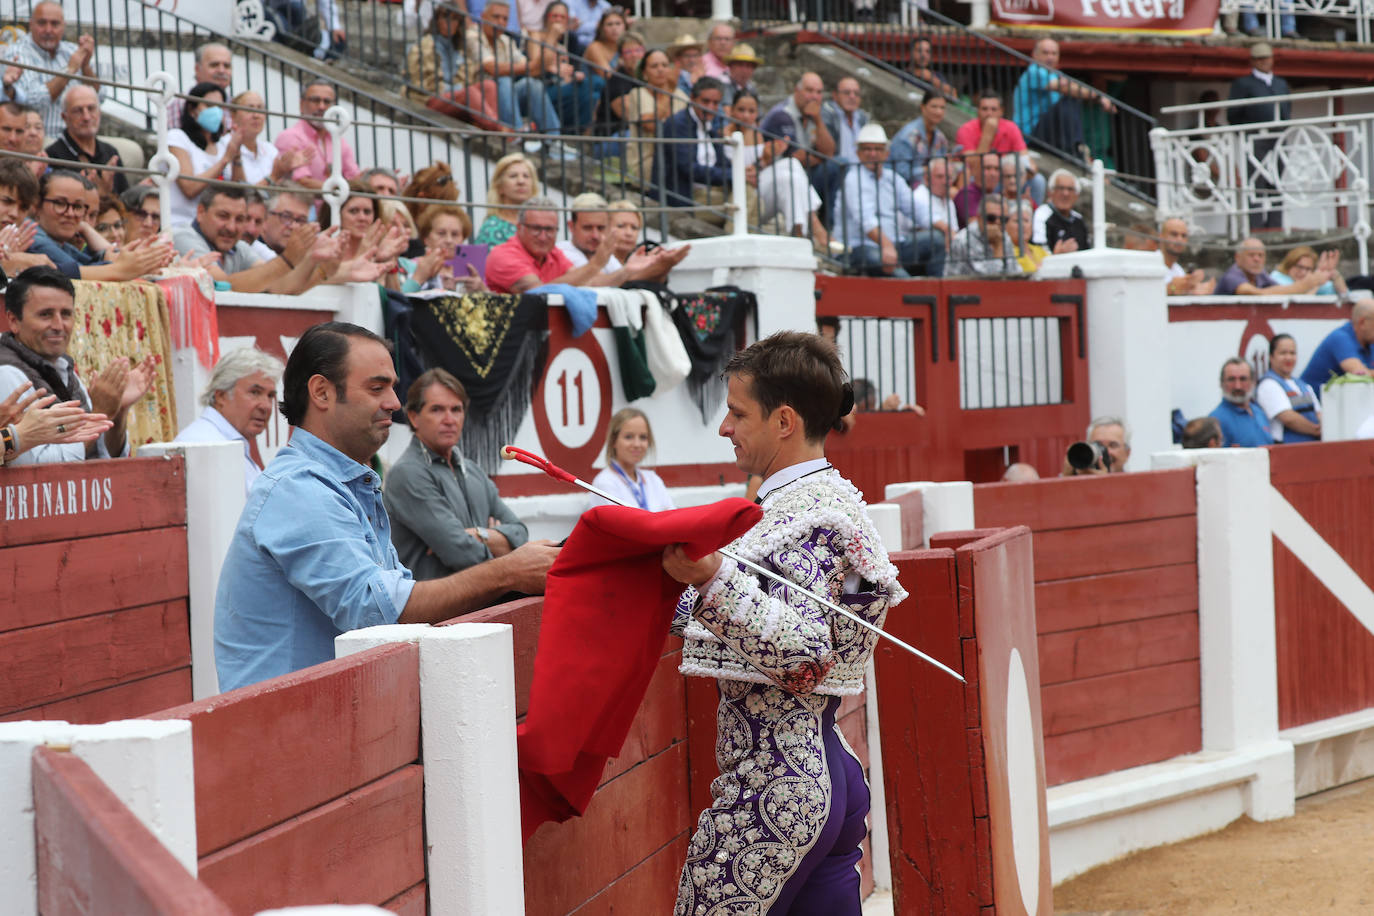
[1224,389,1250,405]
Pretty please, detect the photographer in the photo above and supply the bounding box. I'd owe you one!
[1061,416,1131,476]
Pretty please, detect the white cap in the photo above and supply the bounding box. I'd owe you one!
[856,122,889,145]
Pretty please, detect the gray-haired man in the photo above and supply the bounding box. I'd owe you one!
[174,345,284,492]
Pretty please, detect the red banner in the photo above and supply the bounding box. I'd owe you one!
[990,0,1220,34]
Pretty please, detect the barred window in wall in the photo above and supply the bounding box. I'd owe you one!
[833,316,917,412]
[959,317,1064,410]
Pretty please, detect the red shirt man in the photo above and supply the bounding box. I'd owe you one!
[486,231,573,294]
[954,89,1028,155]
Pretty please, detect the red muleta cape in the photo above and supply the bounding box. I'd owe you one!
[517,497,762,841]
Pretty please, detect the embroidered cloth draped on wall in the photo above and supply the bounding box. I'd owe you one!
[670,287,757,424]
[68,280,178,451]
[155,269,219,370]
[405,290,548,473]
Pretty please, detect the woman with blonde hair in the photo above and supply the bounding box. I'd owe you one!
[587,407,675,510]
[473,152,539,245]
[230,90,310,187]
[1272,245,1348,297]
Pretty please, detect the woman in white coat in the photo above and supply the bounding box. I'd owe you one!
[588,408,675,511]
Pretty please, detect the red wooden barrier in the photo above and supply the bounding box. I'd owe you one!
[973,469,1202,785]
[149,644,424,915]
[32,747,232,916]
[817,275,1091,494]
[1269,440,1374,729]
[0,458,192,723]
[875,527,1052,915]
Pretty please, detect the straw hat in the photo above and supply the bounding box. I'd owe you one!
[1250,41,1274,58]
[667,34,703,58]
[725,43,763,66]
[857,122,889,145]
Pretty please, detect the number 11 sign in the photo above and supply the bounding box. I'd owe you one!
[531,311,613,478]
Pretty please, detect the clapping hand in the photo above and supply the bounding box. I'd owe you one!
[15,394,112,448]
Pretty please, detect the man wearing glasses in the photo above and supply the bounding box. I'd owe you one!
[28,169,171,280]
[1031,168,1089,252]
[273,78,361,192]
[119,186,163,245]
[484,195,654,294]
[948,194,1020,277]
[248,182,312,262]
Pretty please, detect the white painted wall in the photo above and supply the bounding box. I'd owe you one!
[884,481,975,548]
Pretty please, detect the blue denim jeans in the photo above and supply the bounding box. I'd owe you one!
[495,76,561,131]
[1241,8,1297,34]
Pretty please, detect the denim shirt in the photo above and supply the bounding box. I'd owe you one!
[214,428,416,692]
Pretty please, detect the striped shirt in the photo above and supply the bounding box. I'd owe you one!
[6,33,101,138]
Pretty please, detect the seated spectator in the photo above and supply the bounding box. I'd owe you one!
[249,181,311,261]
[1007,199,1048,275]
[528,2,605,135]
[1002,462,1040,482]
[406,4,504,132]
[761,73,842,226]
[1160,217,1215,295]
[0,158,50,273]
[948,195,1020,277]
[606,198,666,268]
[582,8,628,76]
[721,43,761,105]
[954,152,1000,229]
[1257,333,1321,443]
[1272,245,1348,297]
[0,100,34,158]
[29,170,172,280]
[910,154,957,272]
[120,185,162,246]
[90,193,126,252]
[821,77,869,166]
[167,42,233,129]
[172,185,326,294]
[473,152,539,245]
[166,82,236,227]
[623,49,688,187]
[174,346,283,493]
[20,107,45,179]
[242,190,267,249]
[701,23,735,80]
[465,0,561,134]
[273,78,363,192]
[1299,299,1374,389]
[315,180,409,286]
[404,203,484,293]
[656,77,756,232]
[384,368,531,580]
[908,36,957,99]
[556,191,687,281]
[890,90,950,185]
[999,154,1035,212]
[587,407,675,510]
[1013,38,1116,161]
[834,124,924,278]
[956,90,1044,205]
[0,265,151,465]
[594,30,643,154]
[363,167,401,200]
[402,162,461,223]
[1182,416,1222,449]
[668,34,705,95]
[1215,237,1333,296]
[8,2,99,139]
[1031,169,1089,251]
[1208,357,1272,447]
[232,91,308,187]
[725,89,829,249]
[45,85,127,196]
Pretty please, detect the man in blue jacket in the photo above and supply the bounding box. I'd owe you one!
[1209,357,1273,447]
[654,76,756,233]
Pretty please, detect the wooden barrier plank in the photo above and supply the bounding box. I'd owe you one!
[381,882,426,916]
[523,743,689,916]
[150,643,420,856]
[599,651,686,786]
[1032,516,1197,582]
[685,672,720,824]
[885,489,924,550]
[1,601,190,715]
[1040,660,1200,736]
[198,765,425,915]
[1035,564,1198,634]
[1044,707,1202,786]
[1,527,189,630]
[32,747,232,916]
[2,669,192,724]
[566,836,688,916]
[974,468,1196,531]
[1268,439,1374,486]
[0,456,186,548]
[1037,612,1200,687]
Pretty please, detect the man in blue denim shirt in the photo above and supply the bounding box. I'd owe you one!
[214,322,558,692]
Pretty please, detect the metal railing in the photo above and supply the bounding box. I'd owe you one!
[1219,0,1367,42]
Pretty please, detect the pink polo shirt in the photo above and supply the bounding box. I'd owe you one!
[485,235,573,294]
[273,118,361,184]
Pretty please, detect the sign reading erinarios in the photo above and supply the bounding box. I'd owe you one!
[3,475,114,522]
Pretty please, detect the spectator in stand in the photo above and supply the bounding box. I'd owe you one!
[1209,358,1272,446]
[22,107,46,177]
[890,90,950,186]
[949,195,1019,277]
[119,185,162,247]
[834,123,923,277]
[363,167,401,200]
[315,179,410,286]
[1013,38,1116,162]
[485,194,660,293]
[0,265,151,465]
[384,368,531,580]
[1229,43,1290,231]
[1272,245,1347,297]
[668,35,705,96]
[623,49,688,187]
[274,78,363,192]
[1031,169,1089,251]
[528,1,605,135]
[567,0,613,50]
[167,43,233,130]
[911,154,957,272]
[248,181,311,262]
[402,162,461,222]
[473,152,539,245]
[242,190,267,249]
[726,89,830,251]
[0,158,46,269]
[45,86,127,196]
[761,73,842,226]
[232,91,310,188]
[406,4,505,132]
[0,58,24,106]
[582,8,628,75]
[956,89,1045,205]
[1299,299,1374,389]
[701,24,735,79]
[658,77,757,232]
[999,154,1035,211]
[954,152,1000,229]
[596,30,644,150]
[172,185,330,294]
[8,2,100,139]
[29,170,173,280]
[1256,333,1321,442]
[403,203,484,293]
[466,0,562,135]
[174,346,283,493]
[1007,198,1048,275]
[721,43,760,106]
[557,191,688,280]
[821,77,869,166]
[1215,237,1334,296]
[908,36,957,100]
[165,82,236,227]
[91,193,126,251]
[1161,217,1215,295]
[587,407,675,510]
[1182,416,1223,449]
[607,198,646,264]
[0,101,34,157]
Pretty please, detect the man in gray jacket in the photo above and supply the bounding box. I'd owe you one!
[820,76,870,166]
[384,368,529,580]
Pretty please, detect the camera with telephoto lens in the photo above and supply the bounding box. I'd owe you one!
[1066,440,1113,472]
